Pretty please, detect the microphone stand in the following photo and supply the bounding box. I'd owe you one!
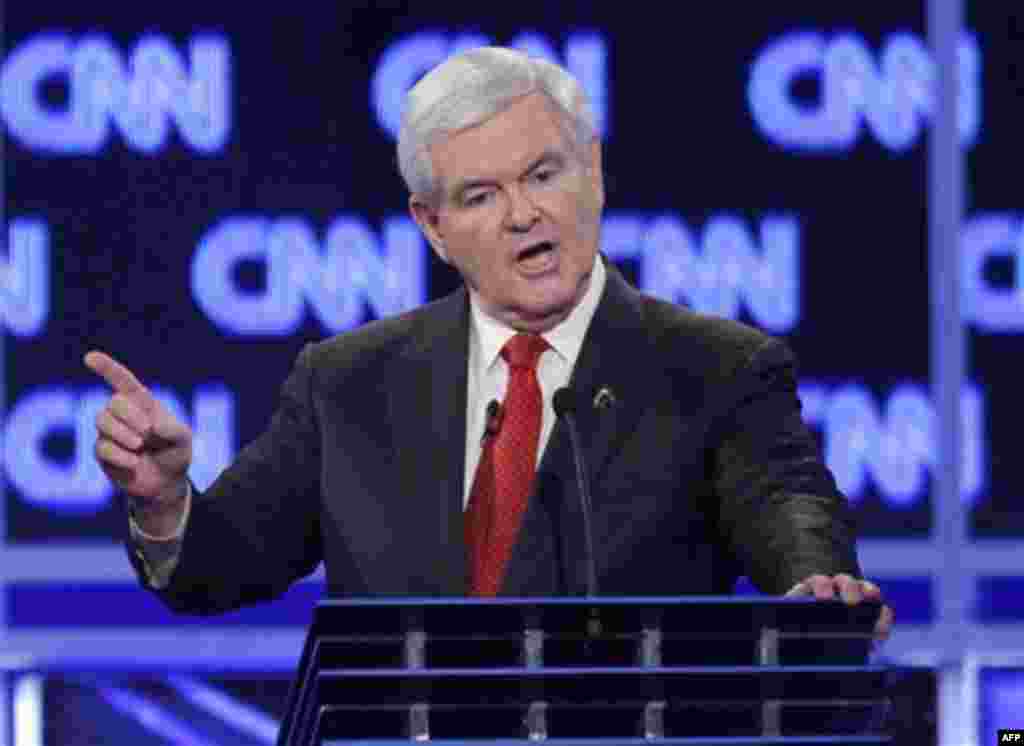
[553,389,602,643]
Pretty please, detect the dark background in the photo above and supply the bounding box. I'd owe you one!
[3,1,1014,546]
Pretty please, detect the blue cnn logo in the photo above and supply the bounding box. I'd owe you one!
[2,220,48,337]
[3,386,234,514]
[748,31,980,152]
[0,33,231,154]
[799,382,985,507]
[191,216,427,336]
[372,31,608,141]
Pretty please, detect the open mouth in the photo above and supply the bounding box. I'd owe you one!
[516,241,557,268]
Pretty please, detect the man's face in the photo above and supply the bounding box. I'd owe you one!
[411,92,605,333]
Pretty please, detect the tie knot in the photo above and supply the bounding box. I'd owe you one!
[501,333,549,370]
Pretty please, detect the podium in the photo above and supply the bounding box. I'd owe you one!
[277,597,889,745]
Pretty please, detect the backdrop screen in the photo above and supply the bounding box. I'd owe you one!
[7,7,1024,744]
[4,2,953,537]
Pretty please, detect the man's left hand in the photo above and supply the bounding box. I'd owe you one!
[785,573,894,644]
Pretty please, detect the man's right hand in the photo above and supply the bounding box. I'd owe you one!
[84,351,194,535]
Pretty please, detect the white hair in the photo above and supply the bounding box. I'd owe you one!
[397,46,597,202]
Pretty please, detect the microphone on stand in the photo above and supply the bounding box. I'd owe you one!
[482,400,503,444]
[553,387,602,640]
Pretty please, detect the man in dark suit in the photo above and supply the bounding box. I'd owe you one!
[85,47,891,637]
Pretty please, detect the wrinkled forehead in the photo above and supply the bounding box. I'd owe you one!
[429,93,579,195]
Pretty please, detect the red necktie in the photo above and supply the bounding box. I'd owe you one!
[465,332,549,597]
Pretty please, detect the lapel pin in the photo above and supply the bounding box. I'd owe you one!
[593,386,617,410]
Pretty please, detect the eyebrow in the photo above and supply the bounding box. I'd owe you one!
[449,150,566,202]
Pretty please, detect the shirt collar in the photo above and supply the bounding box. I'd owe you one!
[469,254,606,372]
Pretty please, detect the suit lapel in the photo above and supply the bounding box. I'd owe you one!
[563,261,650,491]
[387,289,470,596]
[385,259,655,597]
[502,259,654,596]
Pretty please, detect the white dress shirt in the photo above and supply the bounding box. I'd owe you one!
[132,256,606,587]
[463,254,605,506]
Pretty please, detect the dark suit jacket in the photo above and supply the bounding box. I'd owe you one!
[133,257,860,613]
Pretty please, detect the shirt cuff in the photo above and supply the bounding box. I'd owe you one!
[129,480,192,589]
[784,579,819,596]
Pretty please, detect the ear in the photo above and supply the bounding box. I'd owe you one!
[409,194,449,263]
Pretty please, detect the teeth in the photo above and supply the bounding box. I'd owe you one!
[519,241,553,261]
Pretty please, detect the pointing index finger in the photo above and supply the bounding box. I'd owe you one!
[84,351,146,395]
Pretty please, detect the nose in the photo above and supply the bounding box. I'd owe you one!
[503,184,540,232]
